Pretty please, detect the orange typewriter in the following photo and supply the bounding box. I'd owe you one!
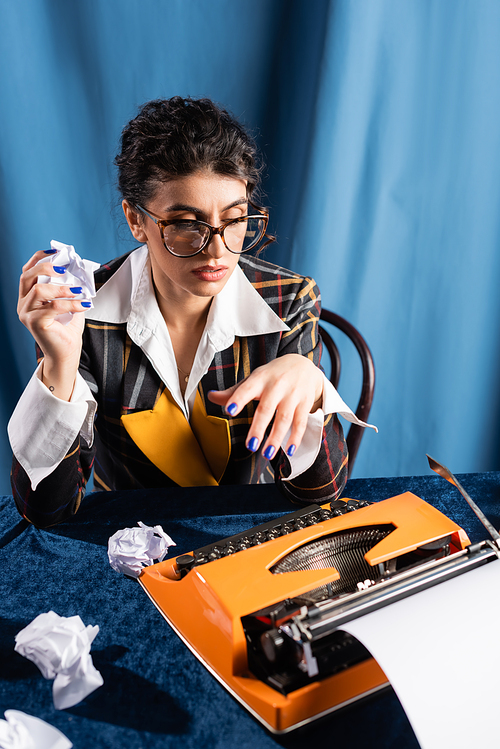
[140,484,499,733]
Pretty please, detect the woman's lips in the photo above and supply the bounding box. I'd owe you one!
[191,265,228,282]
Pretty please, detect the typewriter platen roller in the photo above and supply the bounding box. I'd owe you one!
[139,492,496,733]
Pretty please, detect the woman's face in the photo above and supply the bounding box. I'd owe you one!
[123,171,248,310]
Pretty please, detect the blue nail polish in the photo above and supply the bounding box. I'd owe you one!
[43,249,57,254]
[70,287,83,294]
[287,444,296,457]
[264,445,276,460]
[247,437,259,452]
[81,301,91,308]
[226,402,238,416]
[53,266,66,274]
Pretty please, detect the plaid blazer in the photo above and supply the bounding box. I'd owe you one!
[12,252,348,527]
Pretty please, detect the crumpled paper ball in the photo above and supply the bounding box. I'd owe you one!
[36,240,100,325]
[0,711,34,749]
[0,711,72,749]
[108,521,176,578]
[14,612,103,710]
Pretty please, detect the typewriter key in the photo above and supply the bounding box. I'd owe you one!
[330,500,347,515]
[253,532,268,545]
[330,500,346,508]
[175,554,195,574]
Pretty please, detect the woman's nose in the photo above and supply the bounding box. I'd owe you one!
[204,232,226,258]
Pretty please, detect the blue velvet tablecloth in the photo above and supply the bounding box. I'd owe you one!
[1,472,499,748]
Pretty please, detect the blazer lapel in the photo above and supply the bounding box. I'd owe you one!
[121,387,230,487]
[191,390,231,482]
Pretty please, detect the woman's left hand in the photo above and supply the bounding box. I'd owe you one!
[207,354,324,459]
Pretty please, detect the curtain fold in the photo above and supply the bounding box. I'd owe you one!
[263,0,500,478]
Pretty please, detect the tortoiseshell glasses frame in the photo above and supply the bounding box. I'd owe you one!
[136,202,270,257]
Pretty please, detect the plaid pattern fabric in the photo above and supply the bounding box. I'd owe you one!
[12,252,348,527]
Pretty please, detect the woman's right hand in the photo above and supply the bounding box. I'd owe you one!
[18,250,90,400]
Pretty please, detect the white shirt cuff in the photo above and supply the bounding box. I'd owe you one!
[283,373,377,481]
[8,363,97,490]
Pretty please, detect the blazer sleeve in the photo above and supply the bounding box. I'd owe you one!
[272,276,349,503]
[11,346,97,528]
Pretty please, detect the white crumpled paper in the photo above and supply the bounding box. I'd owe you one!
[37,240,100,325]
[0,710,72,749]
[108,521,176,578]
[14,612,103,710]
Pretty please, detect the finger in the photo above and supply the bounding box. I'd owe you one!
[42,297,91,315]
[206,385,238,408]
[262,404,297,458]
[269,403,310,459]
[218,372,269,417]
[254,395,305,460]
[244,388,283,454]
[21,249,58,275]
[21,301,90,331]
[19,285,89,325]
[19,257,67,299]
[207,375,254,415]
[29,280,83,302]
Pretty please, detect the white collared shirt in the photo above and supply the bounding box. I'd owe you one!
[8,245,375,490]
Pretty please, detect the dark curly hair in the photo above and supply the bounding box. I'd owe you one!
[115,96,264,210]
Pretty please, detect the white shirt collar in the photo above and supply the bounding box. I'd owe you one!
[88,245,289,416]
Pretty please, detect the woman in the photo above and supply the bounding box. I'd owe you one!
[9,97,364,528]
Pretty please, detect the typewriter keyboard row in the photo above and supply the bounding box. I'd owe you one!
[175,498,372,574]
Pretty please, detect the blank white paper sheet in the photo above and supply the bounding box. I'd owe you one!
[341,558,500,749]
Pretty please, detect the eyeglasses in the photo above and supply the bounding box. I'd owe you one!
[136,204,269,257]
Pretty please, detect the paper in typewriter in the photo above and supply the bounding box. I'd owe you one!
[341,559,500,749]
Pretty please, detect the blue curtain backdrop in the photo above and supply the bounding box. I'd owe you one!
[1,0,499,494]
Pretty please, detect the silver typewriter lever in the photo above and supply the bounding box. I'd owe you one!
[427,454,500,552]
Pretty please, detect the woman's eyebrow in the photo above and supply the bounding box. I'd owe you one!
[163,203,201,214]
[163,198,248,216]
[222,198,248,211]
